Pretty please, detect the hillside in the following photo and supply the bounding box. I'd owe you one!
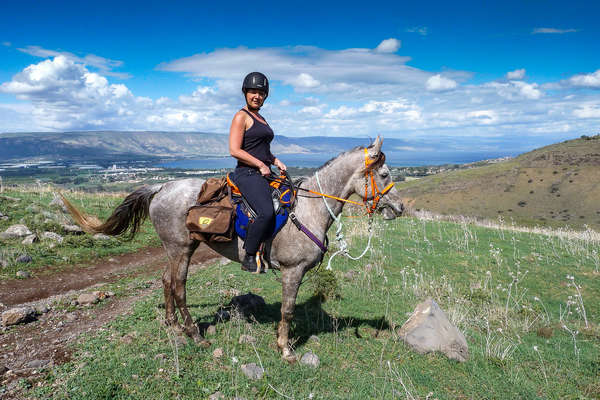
[396,135,600,230]
[0,131,391,162]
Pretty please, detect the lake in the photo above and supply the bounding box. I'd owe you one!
[157,150,513,169]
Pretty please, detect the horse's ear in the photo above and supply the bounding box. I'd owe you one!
[366,135,383,160]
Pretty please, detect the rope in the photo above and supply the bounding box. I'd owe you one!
[315,171,374,270]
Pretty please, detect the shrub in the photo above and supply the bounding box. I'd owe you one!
[310,267,340,301]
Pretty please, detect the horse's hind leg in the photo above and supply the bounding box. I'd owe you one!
[171,242,211,346]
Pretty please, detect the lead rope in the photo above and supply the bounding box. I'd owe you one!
[315,171,375,270]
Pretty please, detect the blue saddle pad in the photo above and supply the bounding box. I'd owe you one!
[234,186,292,241]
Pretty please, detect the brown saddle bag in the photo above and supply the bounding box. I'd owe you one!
[186,177,234,243]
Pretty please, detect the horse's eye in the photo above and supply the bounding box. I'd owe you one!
[381,172,389,179]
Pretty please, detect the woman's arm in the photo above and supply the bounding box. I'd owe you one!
[229,112,271,176]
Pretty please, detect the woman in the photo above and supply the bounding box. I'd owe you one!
[229,72,287,272]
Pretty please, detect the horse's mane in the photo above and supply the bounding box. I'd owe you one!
[316,143,385,172]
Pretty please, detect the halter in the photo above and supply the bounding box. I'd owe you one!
[363,148,395,214]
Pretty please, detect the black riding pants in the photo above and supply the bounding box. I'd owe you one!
[233,166,275,255]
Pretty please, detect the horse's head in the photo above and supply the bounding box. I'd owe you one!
[347,136,395,213]
[378,185,404,219]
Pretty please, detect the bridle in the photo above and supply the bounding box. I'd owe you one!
[362,148,395,214]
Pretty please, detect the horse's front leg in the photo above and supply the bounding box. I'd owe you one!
[277,266,304,362]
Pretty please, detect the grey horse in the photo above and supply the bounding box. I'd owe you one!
[62,137,400,361]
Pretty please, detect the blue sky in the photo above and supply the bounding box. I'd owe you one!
[1,0,599,154]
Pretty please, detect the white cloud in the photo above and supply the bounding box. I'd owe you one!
[289,73,320,88]
[506,69,525,80]
[405,27,428,36]
[426,74,458,91]
[375,38,401,53]
[486,81,542,100]
[573,105,600,118]
[569,69,600,88]
[513,81,543,99]
[532,28,578,34]
[17,45,130,79]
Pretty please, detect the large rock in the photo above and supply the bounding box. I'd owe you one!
[397,298,469,362]
[0,224,32,239]
[42,231,64,243]
[240,363,264,380]
[61,224,84,234]
[300,351,320,368]
[16,255,32,264]
[2,306,36,326]
[49,194,68,211]
[22,234,39,245]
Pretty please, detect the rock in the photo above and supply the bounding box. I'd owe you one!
[343,270,357,280]
[16,270,31,278]
[61,224,84,234]
[209,391,225,400]
[206,325,217,336]
[42,231,64,243]
[93,233,111,240]
[308,335,320,344]
[214,292,266,321]
[26,359,50,369]
[16,254,32,264]
[238,334,257,345]
[77,293,100,305]
[21,234,39,245]
[49,195,68,211]
[0,224,32,239]
[397,298,469,362]
[35,304,50,314]
[212,348,224,359]
[240,363,264,380]
[2,306,36,326]
[300,351,320,368]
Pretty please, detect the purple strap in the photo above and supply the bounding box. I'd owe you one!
[289,213,328,253]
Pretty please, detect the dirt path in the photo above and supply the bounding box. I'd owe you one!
[0,245,227,399]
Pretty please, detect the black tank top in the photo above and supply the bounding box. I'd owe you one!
[237,108,274,168]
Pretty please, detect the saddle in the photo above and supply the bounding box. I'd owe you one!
[185,174,292,244]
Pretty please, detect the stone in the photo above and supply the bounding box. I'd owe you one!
[2,306,36,326]
[21,234,39,245]
[307,335,320,344]
[77,293,100,305]
[212,348,224,359]
[42,231,64,243]
[35,304,50,314]
[238,334,257,345]
[240,363,264,380]
[205,325,217,336]
[61,224,84,234]
[16,254,32,264]
[93,233,111,240]
[343,270,357,280]
[208,391,225,400]
[0,224,32,239]
[26,359,50,369]
[49,195,68,211]
[16,270,31,278]
[397,298,469,362]
[300,351,320,368]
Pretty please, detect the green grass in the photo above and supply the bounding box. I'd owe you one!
[0,188,161,279]
[26,216,599,399]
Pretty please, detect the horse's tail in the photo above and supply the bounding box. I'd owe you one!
[60,184,163,239]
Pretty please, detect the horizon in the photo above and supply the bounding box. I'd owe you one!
[1,0,599,159]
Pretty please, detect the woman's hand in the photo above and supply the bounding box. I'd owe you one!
[259,163,271,176]
[274,158,287,172]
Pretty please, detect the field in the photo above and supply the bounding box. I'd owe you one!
[2,187,596,399]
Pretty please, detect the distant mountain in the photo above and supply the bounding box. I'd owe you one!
[0,131,385,162]
[396,135,600,230]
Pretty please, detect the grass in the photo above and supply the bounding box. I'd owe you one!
[25,214,599,399]
[0,187,161,279]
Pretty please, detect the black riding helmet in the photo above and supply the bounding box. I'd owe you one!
[242,72,269,98]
